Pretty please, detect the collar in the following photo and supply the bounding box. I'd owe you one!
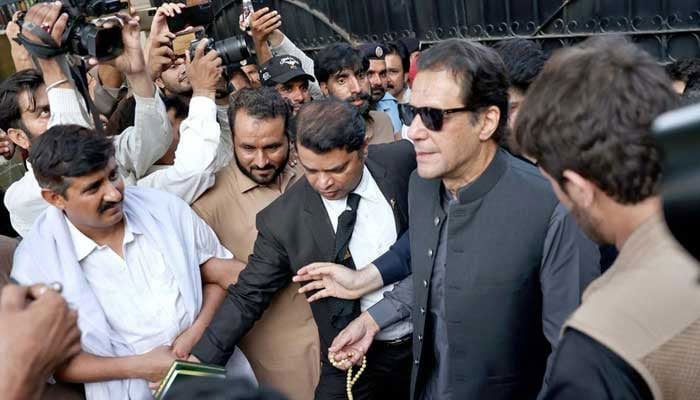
[380,92,398,103]
[232,161,299,194]
[64,212,139,262]
[455,148,509,204]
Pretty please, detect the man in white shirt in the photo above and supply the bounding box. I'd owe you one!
[1,6,172,236]
[11,124,253,399]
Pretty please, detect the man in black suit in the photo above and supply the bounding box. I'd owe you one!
[189,99,416,399]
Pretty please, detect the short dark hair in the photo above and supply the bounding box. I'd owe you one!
[386,41,410,73]
[418,39,509,143]
[513,36,678,204]
[228,87,291,138]
[29,125,115,196]
[492,38,547,93]
[162,94,189,120]
[666,58,700,82]
[314,43,368,84]
[292,99,365,154]
[0,69,44,133]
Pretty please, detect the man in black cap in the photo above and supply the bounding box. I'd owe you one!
[358,43,402,132]
[260,55,316,114]
[399,37,421,64]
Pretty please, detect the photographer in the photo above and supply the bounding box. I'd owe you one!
[1,1,172,236]
[137,38,229,204]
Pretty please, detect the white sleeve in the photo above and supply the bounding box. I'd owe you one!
[137,97,220,204]
[4,171,48,237]
[47,88,91,129]
[112,93,173,179]
[213,104,234,171]
[270,34,323,100]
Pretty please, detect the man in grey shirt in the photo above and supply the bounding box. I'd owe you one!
[294,39,600,400]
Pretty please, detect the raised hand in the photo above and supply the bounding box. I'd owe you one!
[147,31,176,80]
[187,39,223,99]
[149,2,185,37]
[249,8,282,45]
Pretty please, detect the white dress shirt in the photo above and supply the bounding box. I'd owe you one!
[321,166,412,340]
[5,88,172,237]
[64,210,232,355]
[137,97,221,204]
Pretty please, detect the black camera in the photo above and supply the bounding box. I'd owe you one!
[62,0,127,61]
[188,35,251,66]
[18,0,126,61]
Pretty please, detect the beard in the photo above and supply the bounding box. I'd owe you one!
[570,203,607,244]
[234,148,289,185]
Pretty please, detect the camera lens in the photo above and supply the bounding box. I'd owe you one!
[212,36,251,66]
[71,23,123,61]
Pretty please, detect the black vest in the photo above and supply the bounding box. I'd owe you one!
[408,149,558,399]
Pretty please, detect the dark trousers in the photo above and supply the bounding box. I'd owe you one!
[315,337,413,400]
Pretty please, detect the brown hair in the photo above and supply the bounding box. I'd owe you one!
[512,36,678,204]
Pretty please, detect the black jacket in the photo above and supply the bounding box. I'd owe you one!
[192,140,416,365]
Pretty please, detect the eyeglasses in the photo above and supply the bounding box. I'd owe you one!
[398,104,471,131]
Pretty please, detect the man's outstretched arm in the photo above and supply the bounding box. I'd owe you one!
[293,231,412,301]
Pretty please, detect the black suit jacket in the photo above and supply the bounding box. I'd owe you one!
[192,140,416,365]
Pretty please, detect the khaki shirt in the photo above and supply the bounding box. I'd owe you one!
[367,110,398,144]
[193,162,320,400]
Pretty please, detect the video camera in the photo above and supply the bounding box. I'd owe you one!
[18,0,127,61]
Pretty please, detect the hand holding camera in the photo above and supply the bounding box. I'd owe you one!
[147,31,176,81]
[187,39,223,100]
[249,7,281,45]
[93,14,154,97]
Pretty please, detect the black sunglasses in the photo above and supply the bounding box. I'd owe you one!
[398,104,471,131]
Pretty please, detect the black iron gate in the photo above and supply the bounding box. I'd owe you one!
[209,0,700,61]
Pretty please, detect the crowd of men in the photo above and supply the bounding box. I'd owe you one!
[0,2,700,400]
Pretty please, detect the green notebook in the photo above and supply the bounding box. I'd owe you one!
[154,360,227,400]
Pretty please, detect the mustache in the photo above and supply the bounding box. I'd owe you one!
[98,201,121,214]
[250,164,275,171]
[349,92,371,102]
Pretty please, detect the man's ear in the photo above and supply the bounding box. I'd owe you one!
[40,189,67,211]
[477,105,500,142]
[7,128,31,150]
[155,77,165,91]
[562,170,596,209]
[360,137,370,159]
[320,82,329,97]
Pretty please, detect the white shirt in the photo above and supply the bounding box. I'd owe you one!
[137,97,221,204]
[5,88,172,237]
[64,210,232,355]
[321,166,412,340]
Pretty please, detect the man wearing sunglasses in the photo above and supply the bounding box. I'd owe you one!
[294,39,600,400]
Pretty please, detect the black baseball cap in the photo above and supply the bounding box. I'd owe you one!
[259,55,316,87]
[357,43,388,61]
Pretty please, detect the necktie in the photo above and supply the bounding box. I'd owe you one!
[329,193,362,329]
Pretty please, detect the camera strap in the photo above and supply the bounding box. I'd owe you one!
[15,21,71,59]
